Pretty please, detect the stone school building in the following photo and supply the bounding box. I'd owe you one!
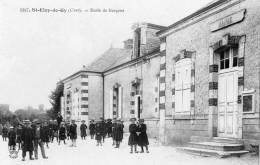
[60,0,260,149]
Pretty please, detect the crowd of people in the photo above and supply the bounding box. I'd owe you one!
[1,112,150,161]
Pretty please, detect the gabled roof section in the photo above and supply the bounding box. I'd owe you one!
[157,0,230,36]
[85,48,132,72]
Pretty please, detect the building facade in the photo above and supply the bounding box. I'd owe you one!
[157,0,260,146]
[60,0,260,147]
[60,70,103,125]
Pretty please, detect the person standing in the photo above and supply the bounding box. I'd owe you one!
[8,126,16,150]
[33,121,48,160]
[56,112,63,127]
[21,120,34,161]
[66,121,71,140]
[41,121,50,148]
[95,120,102,146]
[107,119,112,138]
[137,119,149,153]
[2,125,8,141]
[69,120,77,147]
[16,124,22,150]
[100,118,106,143]
[111,119,117,146]
[128,118,138,153]
[58,122,66,145]
[113,120,123,148]
[89,120,95,139]
[80,120,87,140]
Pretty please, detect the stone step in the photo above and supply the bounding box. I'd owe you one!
[212,137,244,144]
[188,141,244,151]
[177,147,249,158]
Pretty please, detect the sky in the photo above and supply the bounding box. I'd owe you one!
[0,0,213,111]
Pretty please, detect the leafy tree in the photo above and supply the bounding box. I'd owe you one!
[49,82,64,119]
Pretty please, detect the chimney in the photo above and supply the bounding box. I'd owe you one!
[123,39,133,49]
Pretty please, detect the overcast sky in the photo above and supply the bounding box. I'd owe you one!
[0,0,213,110]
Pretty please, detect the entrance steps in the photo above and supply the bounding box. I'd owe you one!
[177,137,249,158]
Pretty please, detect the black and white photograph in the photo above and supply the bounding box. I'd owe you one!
[0,0,259,164]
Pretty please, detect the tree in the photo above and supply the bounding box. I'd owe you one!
[49,82,64,119]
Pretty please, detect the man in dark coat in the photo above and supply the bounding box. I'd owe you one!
[58,122,66,145]
[137,119,149,153]
[33,121,48,160]
[80,120,87,140]
[114,120,123,148]
[95,120,102,146]
[69,120,77,147]
[21,120,34,161]
[56,112,63,127]
[128,118,138,153]
[89,120,95,139]
[41,121,50,148]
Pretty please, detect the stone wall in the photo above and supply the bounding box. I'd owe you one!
[164,0,260,143]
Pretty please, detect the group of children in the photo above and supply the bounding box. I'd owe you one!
[88,117,149,153]
[1,116,150,161]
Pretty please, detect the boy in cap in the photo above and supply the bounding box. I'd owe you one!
[114,119,123,148]
[111,119,117,146]
[137,119,149,153]
[128,118,138,153]
[69,120,77,147]
[89,120,95,139]
[58,122,66,145]
[16,124,22,149]
[100,117,106,143]
[80,120,87,140]
[8,126,16,150]
[95,120,102,146]
[2,124,8,141]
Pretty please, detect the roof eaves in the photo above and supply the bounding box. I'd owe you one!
[156,0,230,36]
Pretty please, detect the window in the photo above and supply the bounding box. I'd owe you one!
[81,82,88,86]
[81,97,88,101]
[175,59,191,112]
[81,90,88,93]
[81,105,88,108]
[219,46,239,70]
[242,90,255,113]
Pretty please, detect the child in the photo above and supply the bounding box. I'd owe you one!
[2,125,8,141]
[128,118,138,153]
[16,125,22,150]
[69,120,77,147]
[80,120,87,140]
[8,126,16,150]
[137,119,149,153]
[95,120,102,146]
[58,122,66,145]
[89,120,95,139]
[114,119,123,148]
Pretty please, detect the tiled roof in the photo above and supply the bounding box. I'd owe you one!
[85,48,132,72]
